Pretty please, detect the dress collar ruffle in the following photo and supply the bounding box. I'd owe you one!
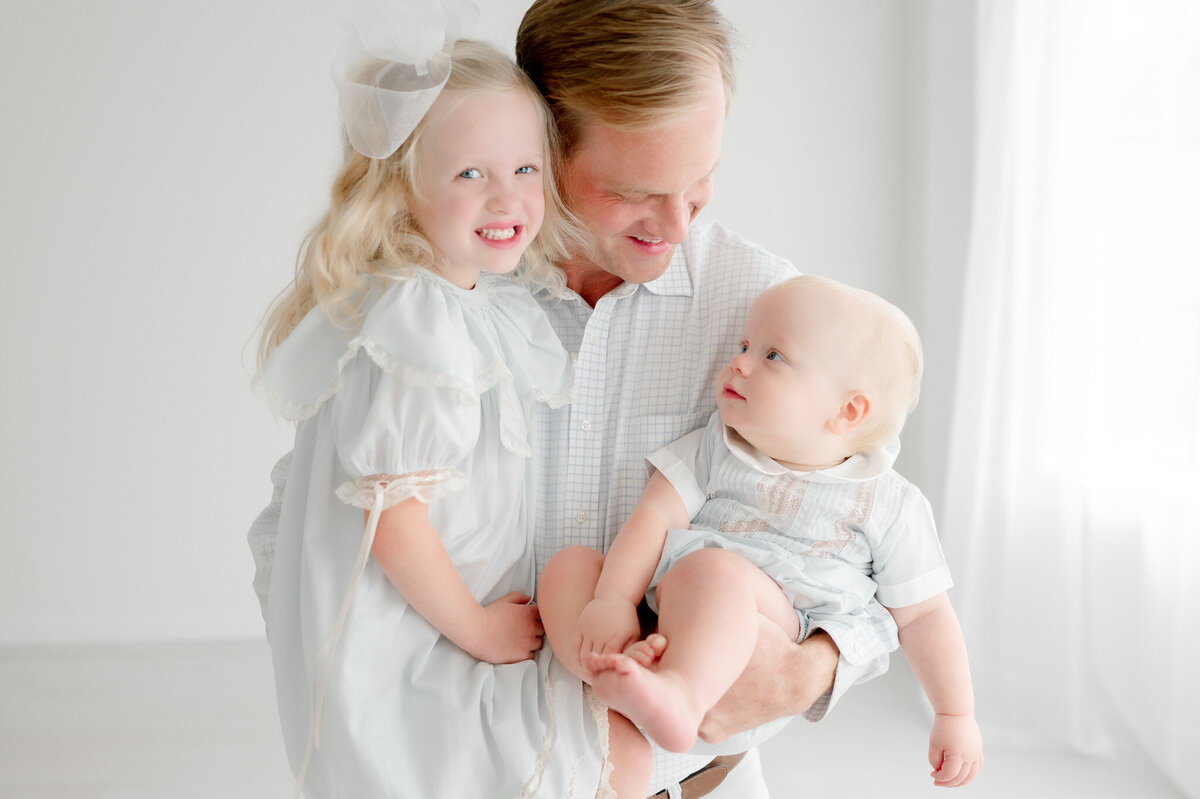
[252,269,574,457]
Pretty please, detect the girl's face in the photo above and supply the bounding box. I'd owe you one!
[412,87,547,289]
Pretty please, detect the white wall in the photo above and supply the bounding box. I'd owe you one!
[0,1,972,644]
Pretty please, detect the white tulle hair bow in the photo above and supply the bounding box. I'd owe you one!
[332,0,480,159]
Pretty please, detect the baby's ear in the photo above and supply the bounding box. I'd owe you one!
[828,392,869,434]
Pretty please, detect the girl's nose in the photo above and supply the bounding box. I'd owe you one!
[488,188,517,214]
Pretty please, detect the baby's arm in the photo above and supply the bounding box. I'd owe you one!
[577,470,690,656]
[371,497,543,664]
[889,593,983,787]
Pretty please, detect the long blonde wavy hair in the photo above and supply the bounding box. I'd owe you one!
[258,39,575,364]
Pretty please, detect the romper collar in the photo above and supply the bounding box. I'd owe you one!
[721,424,899,483]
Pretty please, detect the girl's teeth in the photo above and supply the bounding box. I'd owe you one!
[478,227,517,241]
[634,235,662,243]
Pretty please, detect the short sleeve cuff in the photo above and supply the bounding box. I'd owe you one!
[875,566,954,609]
[335,469,468,510]
[646,427,708,518]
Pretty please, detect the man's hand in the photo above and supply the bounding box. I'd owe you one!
[698,618,838,743]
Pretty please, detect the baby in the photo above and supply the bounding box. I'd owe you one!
[540,275,983,790]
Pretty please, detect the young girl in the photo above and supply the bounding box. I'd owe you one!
[540,276,984,791]
[253,38,640,798]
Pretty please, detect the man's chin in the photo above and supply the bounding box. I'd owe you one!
[607,249,675,285]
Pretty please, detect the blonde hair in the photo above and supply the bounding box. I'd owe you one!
[258,40,575,364]
[781,276,924,451]
[516,0,736,154]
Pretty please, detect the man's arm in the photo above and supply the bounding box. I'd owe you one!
[697,617,839,742]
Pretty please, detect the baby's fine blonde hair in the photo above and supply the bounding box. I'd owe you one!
[258,40,574,364]
[516,0,736,155]
[783,275,924,451]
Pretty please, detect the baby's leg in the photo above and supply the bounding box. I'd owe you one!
[603,711,651,799]
[586,548,798,753]
[537,545,604,682]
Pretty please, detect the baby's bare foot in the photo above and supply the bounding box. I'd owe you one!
[623,633,667,669]
[583,651,703,753]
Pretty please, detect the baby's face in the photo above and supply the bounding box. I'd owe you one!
[715,284,852,470]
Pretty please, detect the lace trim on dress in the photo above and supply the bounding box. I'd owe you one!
[335,469,468,510]
[528,352,578,410]
[588,684,618,799]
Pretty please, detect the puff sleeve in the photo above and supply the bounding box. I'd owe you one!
[328,348,476,511]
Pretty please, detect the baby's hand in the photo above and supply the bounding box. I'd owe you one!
[468,591,544,664]
[928,713,983,787]
[576,596,641,661]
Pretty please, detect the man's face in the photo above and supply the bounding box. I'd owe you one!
[557,70,726,299]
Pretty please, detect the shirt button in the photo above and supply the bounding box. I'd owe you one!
[579,420,593,432]
[575,512,589,525]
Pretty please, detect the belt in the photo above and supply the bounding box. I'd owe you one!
[650,752,746,799]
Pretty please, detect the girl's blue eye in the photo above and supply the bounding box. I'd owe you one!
[458,168,482,179]
[516,165,536,175]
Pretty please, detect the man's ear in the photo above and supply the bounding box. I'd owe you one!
[828,392,869,434]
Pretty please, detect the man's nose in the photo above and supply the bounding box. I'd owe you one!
[646,195,693,243]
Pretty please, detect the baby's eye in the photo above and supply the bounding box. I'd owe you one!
[516,165,537,175]
[766,350,781,361]
[458,168,482,179]
[739,343,749,354]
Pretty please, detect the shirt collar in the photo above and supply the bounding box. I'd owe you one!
[641,250,694,297]
[528,245,694,301]
[721,424,899,483]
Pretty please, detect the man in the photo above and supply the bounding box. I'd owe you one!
[516,2,889,796]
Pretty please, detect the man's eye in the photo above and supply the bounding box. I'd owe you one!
[458,168,482,179]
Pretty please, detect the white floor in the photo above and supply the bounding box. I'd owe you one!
[0,639,1186,799]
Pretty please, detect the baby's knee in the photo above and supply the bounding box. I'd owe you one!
[538,545,603,597]
[669,546,748,584]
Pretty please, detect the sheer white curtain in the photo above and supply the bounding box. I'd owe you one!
[942,1,1200,795]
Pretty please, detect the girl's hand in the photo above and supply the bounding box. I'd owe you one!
[928,713,983,787]
[465,591,544,664]
[576,596,641,661]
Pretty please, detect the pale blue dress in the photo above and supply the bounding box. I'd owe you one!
[252,268,607,799]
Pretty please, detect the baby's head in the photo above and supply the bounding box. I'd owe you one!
[716,276,923,471]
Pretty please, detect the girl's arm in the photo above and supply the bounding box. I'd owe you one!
[370,497,543,665]
[889,592,983,788]
[577,470,690,655]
